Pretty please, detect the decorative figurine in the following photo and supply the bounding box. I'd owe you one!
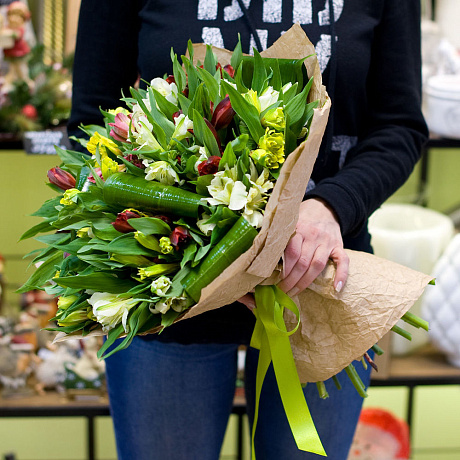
[0,1,33,91]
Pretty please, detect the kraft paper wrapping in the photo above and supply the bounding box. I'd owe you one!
[54,25,433,385]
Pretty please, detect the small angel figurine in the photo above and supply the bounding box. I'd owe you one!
[0,1,33,90]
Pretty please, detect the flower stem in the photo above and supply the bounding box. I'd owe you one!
[332,375,342,390]
[316,381,329,399]
[345,363,368,398]
[391,324,412,341]
[361,356,368,370]
[364,352,378,372]
[401,311,429,331]
[371,344,384,356]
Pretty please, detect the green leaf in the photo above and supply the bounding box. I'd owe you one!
[231,36,243,72]
[103,173,204,218]
[151,88,180,121]
[97,323,124,359]
[178,94,191,116]
[171,50,187,93]
[195,174,213,196]
[55,146,89,166]
[197,66,221,105]
[188,84,209,119]
[183,217,257,302]
[204,44,217,74]
[128,217,171,235]
[285,76,314,125]
[76,165,91,190]
[31,196,61,218]
[281,82,298,105]
[55,272,138,293]
[191,109,220,157]
[147,87,175,142]
[107,234,157,256]
[220,142,237,170]
[161,308,181,329]
[20,219,54,241]
[181,242,198,269]
[119,156,145,177]
[251,49,267,94]
[221,81,264,142]
[182,56,199,100]
[270,59,282,91]
[17,251,63,293]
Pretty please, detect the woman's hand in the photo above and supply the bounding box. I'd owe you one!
[277,198,349,296]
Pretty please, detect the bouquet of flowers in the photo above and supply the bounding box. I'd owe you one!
[19,25,432,456]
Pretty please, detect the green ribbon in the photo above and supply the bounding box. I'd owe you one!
[250,285,326,458]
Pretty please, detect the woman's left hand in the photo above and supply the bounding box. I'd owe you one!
[277,198,349,296]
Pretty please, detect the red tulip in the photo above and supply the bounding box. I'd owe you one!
[224,65,235,78]
[109,112,130,142]
[211,96,235,131]
[197,156,221,176]
[170,226,190,248]
[112,210,141,233]
[166,75,175,84]
[47,167,76,190]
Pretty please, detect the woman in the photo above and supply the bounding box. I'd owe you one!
[68,1,427,458]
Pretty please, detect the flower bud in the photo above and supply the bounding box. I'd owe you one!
[159,237,174,254]
[57,295,78,310]
[60,188,80,206]
[112,210,141,233]
[224,65,235,78]
[197,156,221,176]
[109,112,131,142]
[211,96,235,131]
[48,167,76,191]
[170,226,190,248]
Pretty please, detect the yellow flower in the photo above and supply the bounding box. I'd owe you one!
[77,227,95,238]
[87,131,121,156]
[57,309,91,327]
[60,188,80,206]
[101,155,120,180]
[57,295,79,310]
[252,128,285,169]
[108,107,130,116]
[243,89,261,113]
[159,237,173,254]
[261,107,285,130]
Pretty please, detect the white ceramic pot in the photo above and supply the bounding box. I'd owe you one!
[422,234,460,367]
[369,204,454,354]
[424,74,460,139]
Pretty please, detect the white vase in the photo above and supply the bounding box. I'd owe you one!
[422,233,460,367]
[368,204,454,354]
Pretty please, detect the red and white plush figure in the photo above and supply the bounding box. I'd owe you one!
[347,408,410,460]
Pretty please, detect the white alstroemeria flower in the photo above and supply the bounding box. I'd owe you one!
[196,213,215,236]
[242,187,267,228]
[247,167,274,195]
[259,86,280,112]
[144,160,179,185]
[150,276,171,297]
[194,146,209,172]
[131,107,163,151]
[172,114,193,141]
[87,292,137,333]
[207,167,248,210]
[150,295,188,315]
[281,82,293,93]
[150,77,178,105]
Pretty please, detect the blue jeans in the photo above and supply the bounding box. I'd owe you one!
[105,338,371,460]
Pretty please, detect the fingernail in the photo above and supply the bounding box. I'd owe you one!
[335,281,343,293]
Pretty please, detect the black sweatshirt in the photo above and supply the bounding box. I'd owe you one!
[68,0,428,345]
